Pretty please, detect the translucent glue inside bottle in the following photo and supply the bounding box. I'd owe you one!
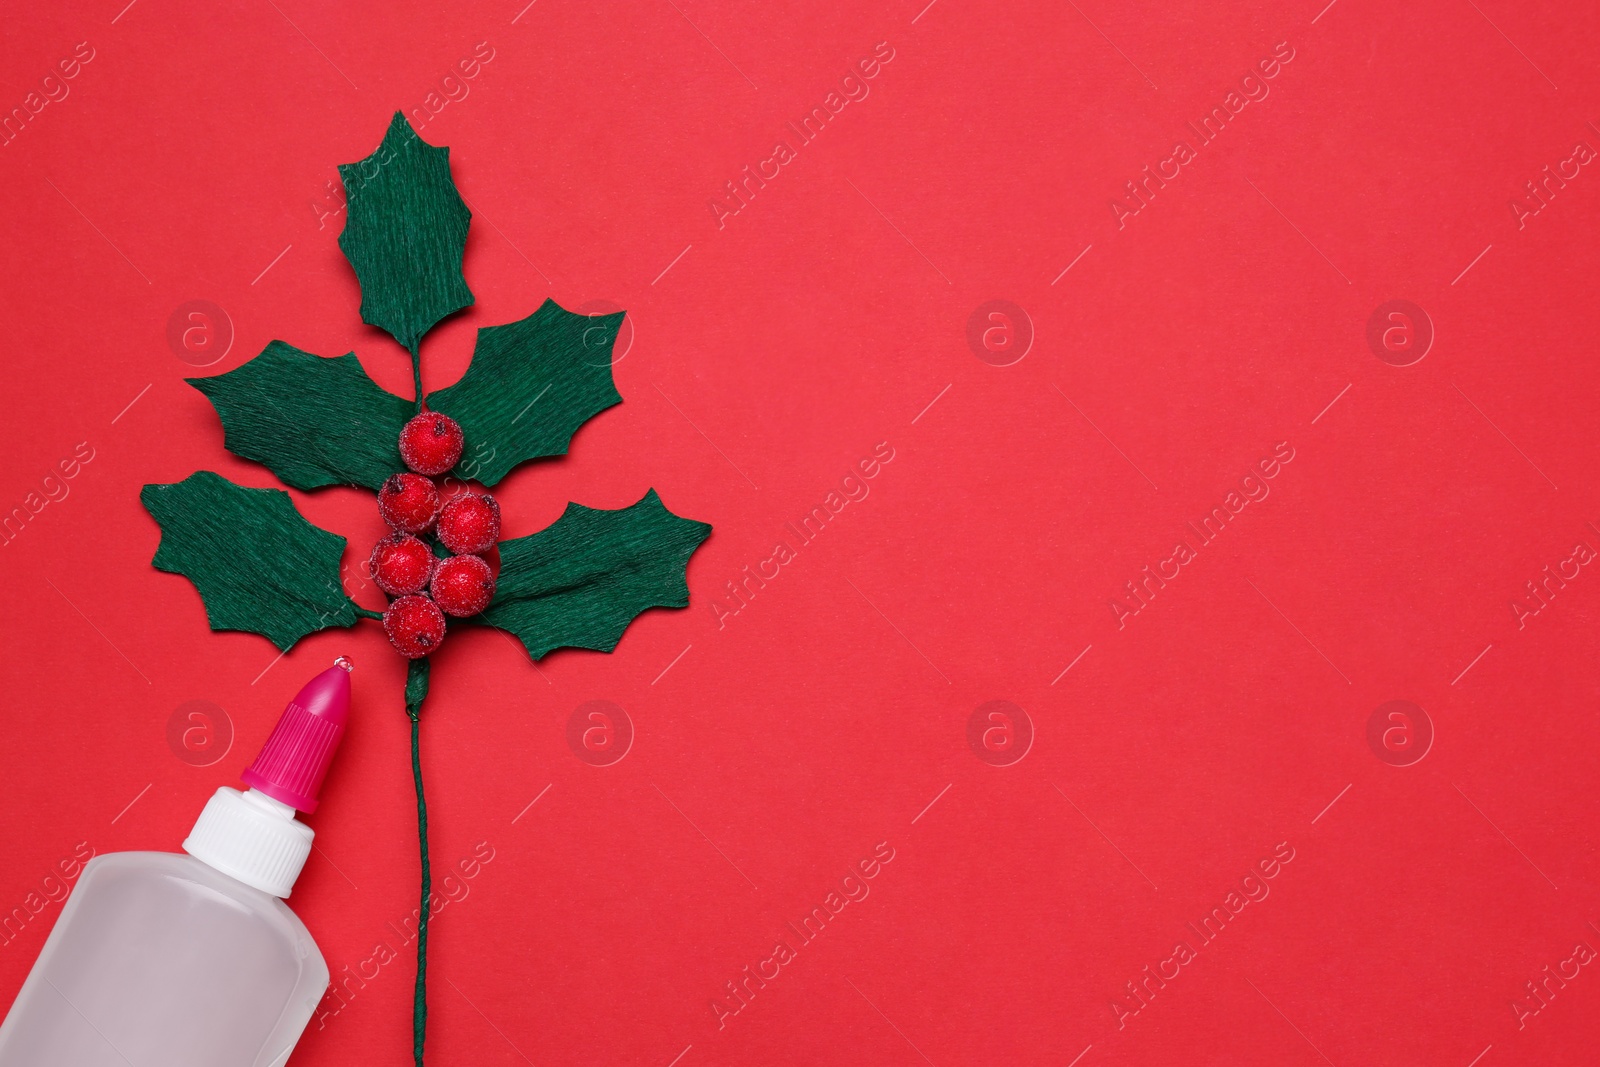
[0,658,354,1067]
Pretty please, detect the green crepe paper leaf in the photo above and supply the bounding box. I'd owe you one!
[480,489,711,659]
[427,299,625,487]
[141,472,359,652]
[188,342,413,491]
[338,112,474,351]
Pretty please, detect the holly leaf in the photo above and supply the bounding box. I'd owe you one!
[427,299,625,486]
[338,112,473,351]
[141,472,359,652]
[480,490,711,659]
[188,342,412,491]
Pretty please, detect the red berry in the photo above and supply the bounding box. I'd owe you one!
[378,473,440,533]
[430,554,496,616]
[383,595,446,658]
[399,412,464,476]
[368,533,434,596]
[437,492,501,555]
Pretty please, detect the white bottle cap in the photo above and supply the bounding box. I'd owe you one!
[183,787,313,898]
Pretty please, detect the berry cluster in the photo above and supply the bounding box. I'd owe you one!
[370,412,502,658]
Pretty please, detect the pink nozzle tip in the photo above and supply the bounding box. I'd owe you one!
[240,660,353,814]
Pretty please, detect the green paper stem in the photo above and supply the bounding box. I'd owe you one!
[409,342,424,413]
[405,657,432,1067]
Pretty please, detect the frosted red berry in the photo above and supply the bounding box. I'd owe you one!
[430,554,496,616]
[383,595,446,658]
[369,533,434,597]
[399,412,464,476]
[437,492,501,555]
[378,473,440,533]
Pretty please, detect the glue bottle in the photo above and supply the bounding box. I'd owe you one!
[0,658,354,1067]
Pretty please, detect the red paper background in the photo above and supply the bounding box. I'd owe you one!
[3,1,1600,1064]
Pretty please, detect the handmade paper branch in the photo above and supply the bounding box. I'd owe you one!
[141,113,711,1066]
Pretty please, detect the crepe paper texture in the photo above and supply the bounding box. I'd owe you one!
[188,343,412,491]
[485,491,711,659]
[428,301,625,486]
[339,112,474,359]
[138,112,711,1067]
[142,472,361,651]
